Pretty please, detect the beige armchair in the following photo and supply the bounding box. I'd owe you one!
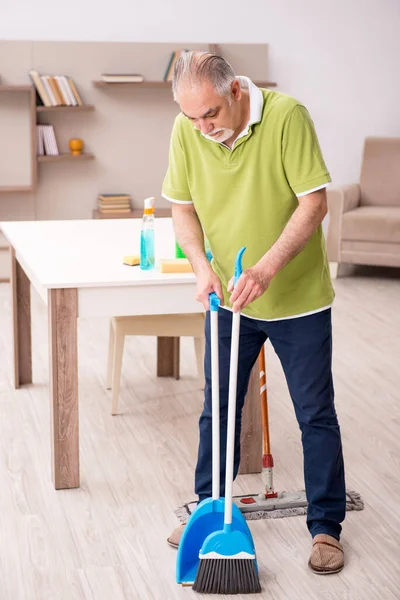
[326,137,400,277]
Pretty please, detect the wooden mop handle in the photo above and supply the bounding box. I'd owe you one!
[259,345,271,457]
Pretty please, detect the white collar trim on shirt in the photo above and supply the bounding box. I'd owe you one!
[201,76,264,147]
[236,76,263,133]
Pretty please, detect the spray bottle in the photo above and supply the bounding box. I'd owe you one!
[140,196,155,270]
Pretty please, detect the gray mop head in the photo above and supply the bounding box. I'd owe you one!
[175,490,364,524]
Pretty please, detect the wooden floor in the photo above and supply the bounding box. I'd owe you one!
[0,265,399,600]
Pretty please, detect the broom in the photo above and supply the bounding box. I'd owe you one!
[193,247,261,595]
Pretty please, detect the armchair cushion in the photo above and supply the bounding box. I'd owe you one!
[360,137,400,207]
[342,206,400,243]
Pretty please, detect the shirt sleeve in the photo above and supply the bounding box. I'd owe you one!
[162,117,193,204]
[282,105,331,196]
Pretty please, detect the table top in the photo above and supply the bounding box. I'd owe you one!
[1,218,196,289]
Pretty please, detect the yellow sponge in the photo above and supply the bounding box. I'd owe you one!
[123,255,140,266]
[160,258,193,273]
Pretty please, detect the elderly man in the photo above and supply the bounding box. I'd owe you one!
[162,51,345,574]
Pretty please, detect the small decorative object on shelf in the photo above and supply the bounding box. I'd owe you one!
[69,138,84,156]
[99,74,144,83]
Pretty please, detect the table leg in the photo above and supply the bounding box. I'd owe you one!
[10,248,32,388]
[48,288,79,489]
[239,359,262,474]
[157,337,180,380]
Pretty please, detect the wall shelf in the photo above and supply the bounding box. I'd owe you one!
[93,80,277,89]
[36,105,95,112]
[38,153,95,162]
[0,185,34,193]
[93,81,168,88]
[92,207,172,219]
[0,85,33,93]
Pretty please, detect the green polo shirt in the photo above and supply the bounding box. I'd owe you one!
[162,85,334,320]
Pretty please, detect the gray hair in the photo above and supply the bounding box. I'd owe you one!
[172,51,236,101]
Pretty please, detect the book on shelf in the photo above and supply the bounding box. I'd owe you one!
[164,50,188,82]
[36,124,59,156]
[98,204,131,210]
[98,200,131,205]
[99,74,144,83]
[98,193,131,197]
[98,194,131,202]
[28,70,84,107]
[97,193,132,213]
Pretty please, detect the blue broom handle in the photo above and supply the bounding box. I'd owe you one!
[224,247,245,526]
[209,292,220,500]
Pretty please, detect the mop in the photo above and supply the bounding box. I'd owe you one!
[232,343,319,513]
[175,323,364,524]
[232,343,364,516]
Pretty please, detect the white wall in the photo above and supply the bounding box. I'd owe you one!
[1,0,400,186]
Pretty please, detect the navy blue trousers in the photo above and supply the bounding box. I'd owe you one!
[194,307,346,540]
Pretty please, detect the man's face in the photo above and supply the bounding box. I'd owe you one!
[177,81,237,144]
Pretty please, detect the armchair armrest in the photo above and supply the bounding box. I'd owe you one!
[326,184,361,262]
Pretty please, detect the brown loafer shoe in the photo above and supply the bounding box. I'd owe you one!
[167,524,186,549]
[308,534,344,575]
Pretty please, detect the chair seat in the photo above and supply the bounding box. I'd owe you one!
[112,313,205,338]
[107,313,205,415]
[342,206,400,243]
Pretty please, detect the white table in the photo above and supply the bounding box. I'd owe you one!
[1,218,261,489]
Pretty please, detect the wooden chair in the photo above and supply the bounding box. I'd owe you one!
[106,313,205,414]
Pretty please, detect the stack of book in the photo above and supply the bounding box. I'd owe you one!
[36,124,59,156]
[97,194,132,215]
[164,50,188,82]
[99,74,144,83]
[29,69,84,107]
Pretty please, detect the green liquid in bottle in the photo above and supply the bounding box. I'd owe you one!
[175,242,186,259]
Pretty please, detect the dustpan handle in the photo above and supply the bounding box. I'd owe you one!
[209,292,220,500]
[224,247,245,526]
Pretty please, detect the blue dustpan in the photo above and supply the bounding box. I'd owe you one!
[192,248,261,594]
[176,257,256,586]
[176,497,254,584]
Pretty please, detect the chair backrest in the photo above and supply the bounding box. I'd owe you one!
[360,137,400,206]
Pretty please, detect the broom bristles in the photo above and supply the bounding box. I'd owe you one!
[193,558,261,594]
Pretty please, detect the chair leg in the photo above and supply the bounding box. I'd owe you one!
[106,319,115,389]
[111,332,125,416]
[194,336,205,385]
[329,262,339,279]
